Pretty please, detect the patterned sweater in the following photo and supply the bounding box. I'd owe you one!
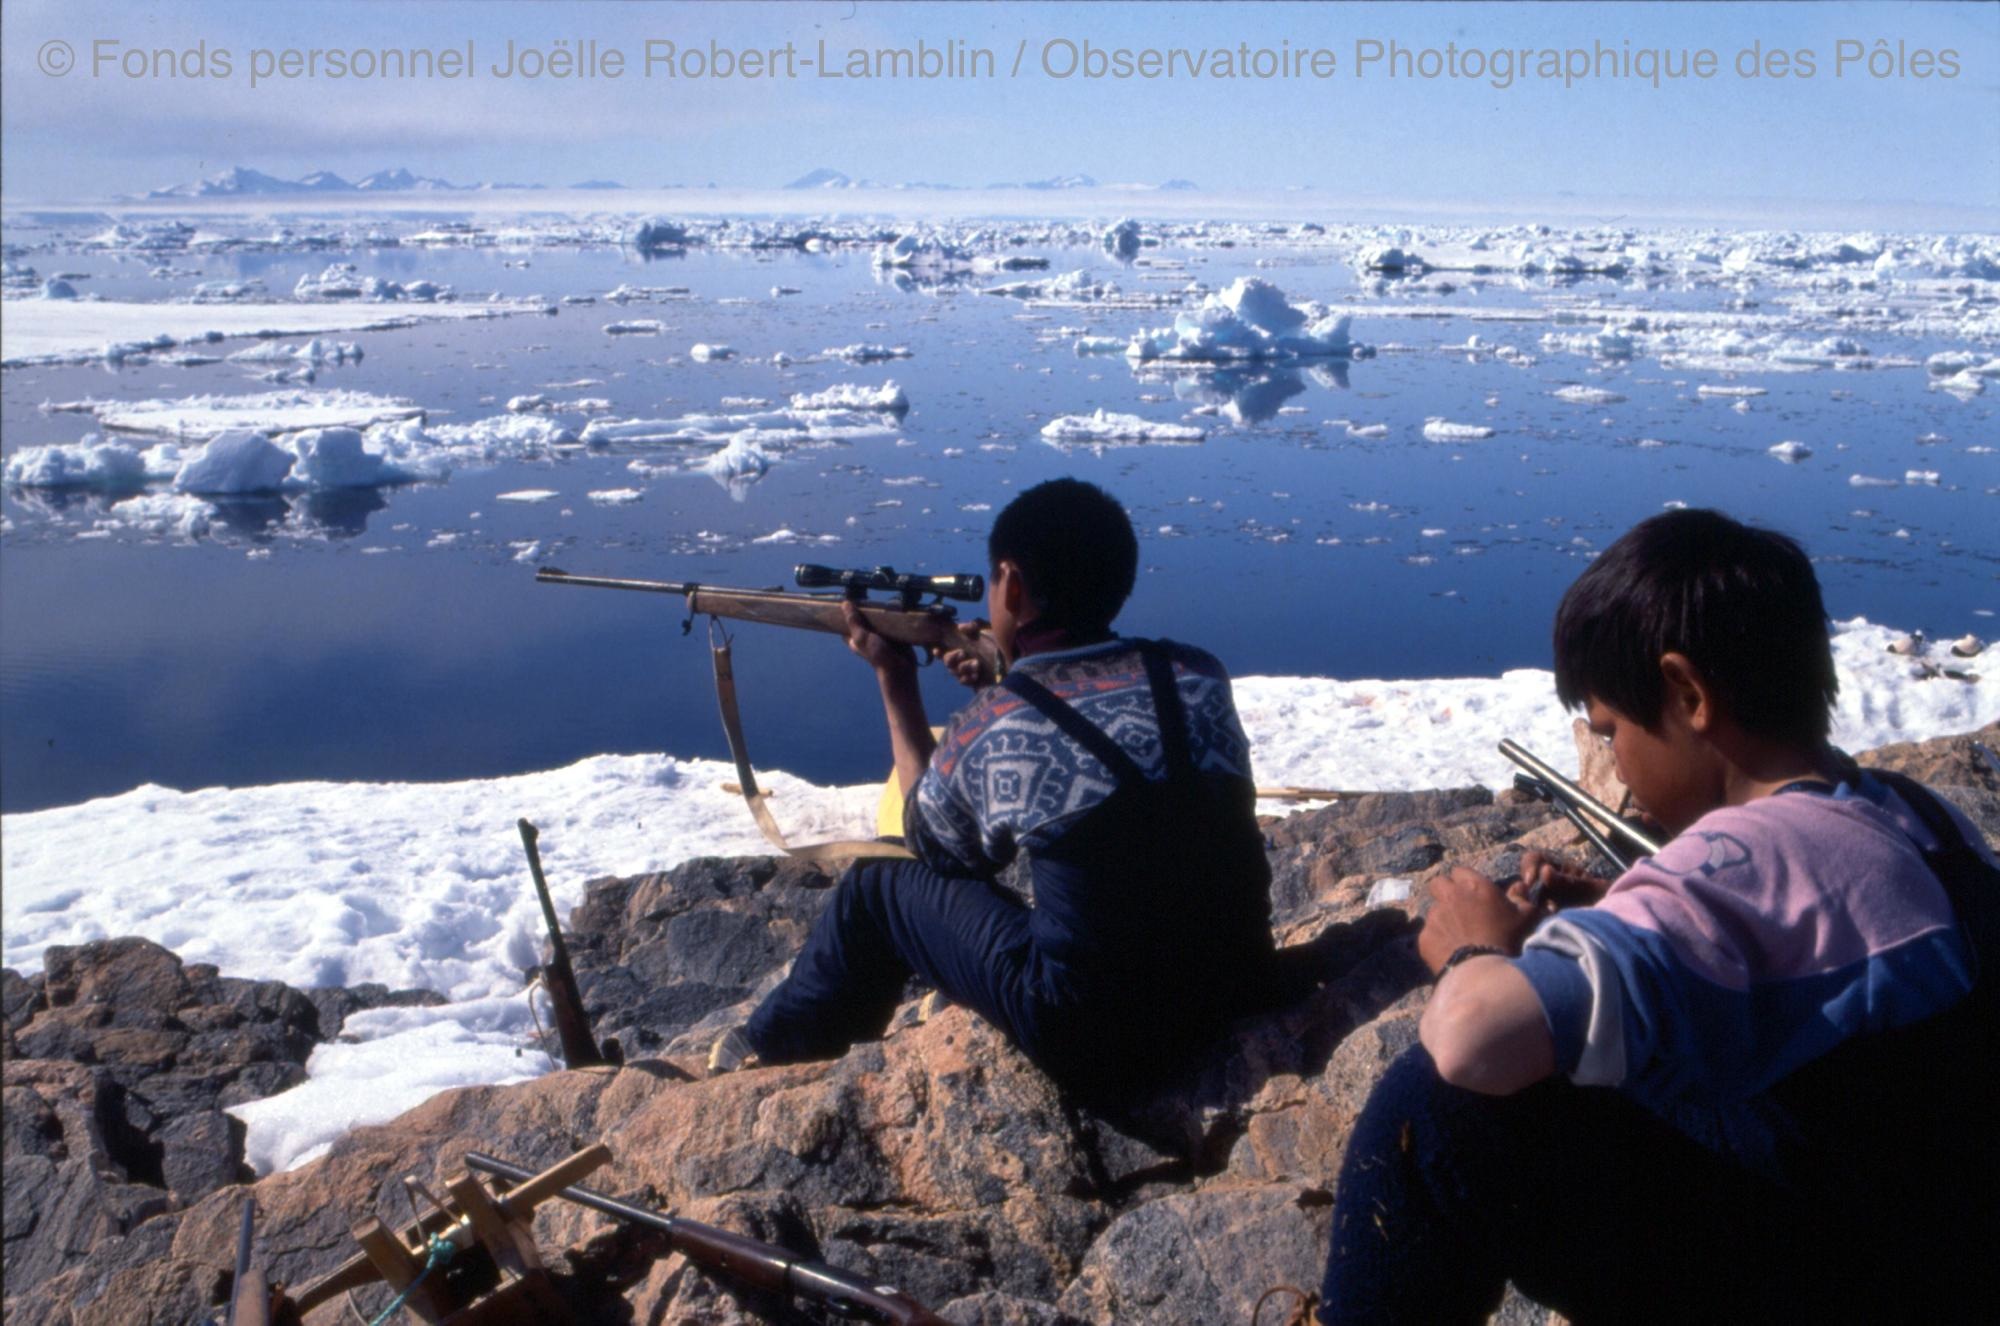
[905,637,1255,879]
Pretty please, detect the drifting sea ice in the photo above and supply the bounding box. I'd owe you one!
[2,436,150,490]
[823,343,913,362]
[1040,410,1207,444]
[788,381,909,413]
[1769,440,1814,462]
[1424,418,1496,442]
[57,388,423,441]
[1551,385,1627,405]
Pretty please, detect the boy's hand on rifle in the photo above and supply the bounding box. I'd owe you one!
[1519,850,1611,909]
[1418,866,1547,976]
[842,601,917,677]
[941,621,993,689]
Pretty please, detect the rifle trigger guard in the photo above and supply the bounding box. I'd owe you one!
[706,616,731,650]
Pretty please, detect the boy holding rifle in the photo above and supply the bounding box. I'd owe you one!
[712,478,1277,1100]
[1318,509,1995,1322]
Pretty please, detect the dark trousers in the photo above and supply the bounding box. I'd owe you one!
[1319,1044,1976,1325]
[744,859,1065,1070]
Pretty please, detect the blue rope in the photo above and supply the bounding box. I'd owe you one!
[366,1234,457,1326]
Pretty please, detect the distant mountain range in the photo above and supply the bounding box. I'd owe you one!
[784,168,1200,191]
[141,165,1197,199]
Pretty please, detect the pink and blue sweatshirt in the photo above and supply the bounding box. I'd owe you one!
[1513,773,1987,1164]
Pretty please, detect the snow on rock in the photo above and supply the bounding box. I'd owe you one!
[1126,278,1362,363]
[172,430,295,494]
[2,435,151,489]
[1040,410,1206,444]
[1423,418,1495,442]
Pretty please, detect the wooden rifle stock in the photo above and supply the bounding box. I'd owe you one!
[518,820,607,1070]
[464,1151,949,1325]
[535,567,1004,685]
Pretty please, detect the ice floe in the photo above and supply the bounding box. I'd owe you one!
[1,298,542,367]
[52,388,424,441]
[1040,410,1206,444]
[1423,418,1496,441]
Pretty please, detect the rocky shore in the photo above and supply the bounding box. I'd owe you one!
[6,724,1995,1325]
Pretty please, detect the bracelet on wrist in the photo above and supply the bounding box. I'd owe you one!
[1436,943,1507,980]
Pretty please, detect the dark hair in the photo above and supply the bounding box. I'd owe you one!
[1553,509,1837,747]
[987,478,1138,633]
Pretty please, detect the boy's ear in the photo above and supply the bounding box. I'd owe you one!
[1657,652,1715,732]
[995,559,1028,612]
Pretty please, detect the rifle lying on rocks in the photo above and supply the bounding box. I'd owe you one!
[463,1151,950,1326]
[1499,738,1663,873]
[537,563,1002,859]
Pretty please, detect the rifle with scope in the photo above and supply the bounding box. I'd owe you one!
[536,562,1004,685]
[538,562,1003,856]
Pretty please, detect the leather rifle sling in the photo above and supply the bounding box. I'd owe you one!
[709,635,915,861]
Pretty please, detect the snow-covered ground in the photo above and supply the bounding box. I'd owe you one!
[2,617,1991,1173]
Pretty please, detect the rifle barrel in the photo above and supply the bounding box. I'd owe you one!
[1498,739,1663,862]
[536,568,696,595]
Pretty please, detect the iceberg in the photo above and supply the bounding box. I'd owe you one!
[1126,278,1363,363]
[172,430,296,494]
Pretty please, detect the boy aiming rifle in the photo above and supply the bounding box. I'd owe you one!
[1318,508,1996,1323]
[711,478,1278,1102]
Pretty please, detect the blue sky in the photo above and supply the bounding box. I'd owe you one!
[3,0,1995,214]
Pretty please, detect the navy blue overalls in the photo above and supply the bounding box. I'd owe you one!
[744,640,1275,1097]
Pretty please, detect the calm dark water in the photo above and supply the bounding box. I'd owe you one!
[3,239,1995,811]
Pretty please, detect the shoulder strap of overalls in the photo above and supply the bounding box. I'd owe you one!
[1867,768,1995,985]
[1000,641,1192,785]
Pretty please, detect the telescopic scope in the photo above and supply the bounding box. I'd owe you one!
[794,563,985,603]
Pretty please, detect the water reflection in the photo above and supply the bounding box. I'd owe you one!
[294,487,389,537]
[1132,360,1353,425]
